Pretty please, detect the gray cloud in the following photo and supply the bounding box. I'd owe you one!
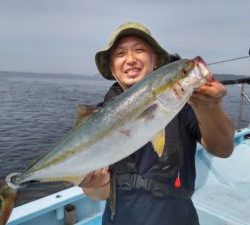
[0,0,249,75]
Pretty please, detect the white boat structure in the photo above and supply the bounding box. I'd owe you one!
[194,128,250,225]
[7,82,250,225]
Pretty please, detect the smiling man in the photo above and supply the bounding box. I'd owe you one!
[109,36,157,89]
[77,22,234,225]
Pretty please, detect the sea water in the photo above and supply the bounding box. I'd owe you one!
[0,71,249,205]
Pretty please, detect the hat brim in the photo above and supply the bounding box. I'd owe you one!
[95,28,170,80]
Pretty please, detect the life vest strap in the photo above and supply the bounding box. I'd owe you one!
[116,173,193,199]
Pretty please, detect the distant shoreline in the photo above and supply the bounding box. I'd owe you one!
[0,70,108,81]
[0,70,249,81]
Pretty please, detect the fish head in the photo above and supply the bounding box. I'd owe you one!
[182,56,211,88]
[153,56,210,97]
[151,56,212,109]
[0,179,18,225]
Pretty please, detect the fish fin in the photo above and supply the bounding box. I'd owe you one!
[74,104,98,127]
[136,103,158,121]
[0,180,18,225]
[151,129,166,157]
[42,176,85,186]
[63,176,85,186]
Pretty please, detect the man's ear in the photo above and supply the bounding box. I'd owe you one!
[109,65,115,78]
[152,53,158,69]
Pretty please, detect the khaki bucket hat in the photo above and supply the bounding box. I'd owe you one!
[95,22,170,80]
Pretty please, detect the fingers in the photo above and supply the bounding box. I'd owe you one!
[81,172,95,185]
[194,81,226,98]
[80,167,110,188]
[101,167,110,175]
[189,80,227,109]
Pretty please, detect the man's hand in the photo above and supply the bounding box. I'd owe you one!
[79,167,111,200]
[80,167,110,188]
[189,78,227,108]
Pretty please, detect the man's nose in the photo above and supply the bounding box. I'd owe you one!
[126,51,136,64]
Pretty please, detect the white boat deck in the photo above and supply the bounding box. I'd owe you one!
[7,128,250,225]
[194,128,250,225]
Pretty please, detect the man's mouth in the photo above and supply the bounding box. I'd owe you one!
[125,68,141,77]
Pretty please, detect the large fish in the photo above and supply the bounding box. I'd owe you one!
[0,56,211,225]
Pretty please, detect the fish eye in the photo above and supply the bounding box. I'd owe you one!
[182,69,187,76]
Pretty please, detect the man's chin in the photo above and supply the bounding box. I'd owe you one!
[126,79,140,87]
[122,76,146,89]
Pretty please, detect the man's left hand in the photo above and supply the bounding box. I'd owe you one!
[189,77,227,108]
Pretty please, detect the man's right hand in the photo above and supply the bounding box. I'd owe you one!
[80,167,110,200]
[80,167,110,188]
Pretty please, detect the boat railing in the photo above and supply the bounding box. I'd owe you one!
[237,83,250,130]
[221,77,250,130]
[209,49,250,129]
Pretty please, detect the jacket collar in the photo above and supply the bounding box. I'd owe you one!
[103,82,124,103]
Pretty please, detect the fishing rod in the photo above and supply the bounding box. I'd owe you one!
[208,55,250,66]
[206,47,250,85]
[220,77,250,85]
[171,49,250,85]
[207,47,250,66]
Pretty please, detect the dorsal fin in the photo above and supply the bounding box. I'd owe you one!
[74,104,98,127]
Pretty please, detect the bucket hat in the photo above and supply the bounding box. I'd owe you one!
[95,22,170,80]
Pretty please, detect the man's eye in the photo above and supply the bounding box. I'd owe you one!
[135,48,144,53]
[115,52,125,57]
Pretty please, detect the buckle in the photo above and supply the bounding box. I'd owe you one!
[129,174,137,187]
[130,174,149,191]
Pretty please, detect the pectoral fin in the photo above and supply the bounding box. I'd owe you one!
[74,104,98,127]
[136,103,158,121]
[151,129,166,157]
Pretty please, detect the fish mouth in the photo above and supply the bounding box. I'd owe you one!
[192,56,212,81]
[5,172,27,189]
[192,56,207,66]
[0,195,2,214]
[0,179,18,225]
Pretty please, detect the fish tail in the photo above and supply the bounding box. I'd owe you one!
[0,179,18,225]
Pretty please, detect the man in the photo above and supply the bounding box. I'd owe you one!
[78,22,234,225]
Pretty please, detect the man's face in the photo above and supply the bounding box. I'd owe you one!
[109,36,157,90]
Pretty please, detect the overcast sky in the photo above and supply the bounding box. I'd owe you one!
[0,0,249,76]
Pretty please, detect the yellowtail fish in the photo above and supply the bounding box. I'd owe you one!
[0,56,211,225]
